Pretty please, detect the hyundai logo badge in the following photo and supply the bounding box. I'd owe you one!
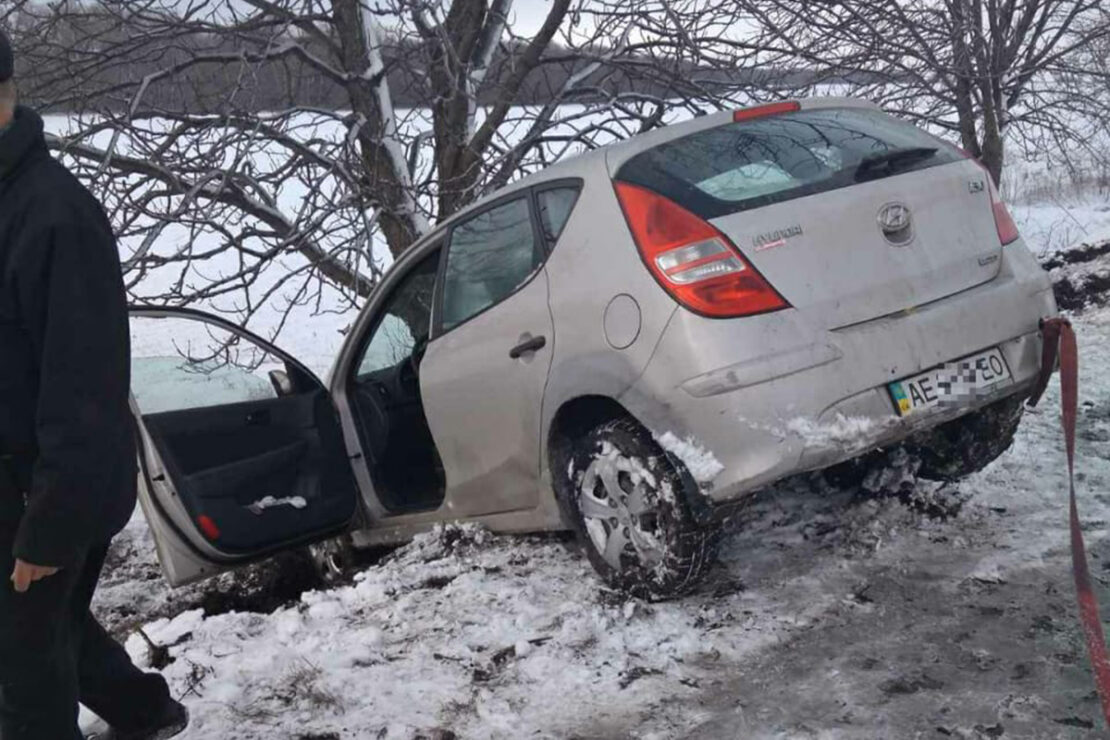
[878,202,914,245]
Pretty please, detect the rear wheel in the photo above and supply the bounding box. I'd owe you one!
[565,418,719,599]
[908,395,1025,481]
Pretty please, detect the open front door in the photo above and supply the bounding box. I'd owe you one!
[129,307,359,586]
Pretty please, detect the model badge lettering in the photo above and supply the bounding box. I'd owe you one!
[753,225,803,251]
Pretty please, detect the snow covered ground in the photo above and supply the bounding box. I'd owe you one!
[1010,191,1110,263]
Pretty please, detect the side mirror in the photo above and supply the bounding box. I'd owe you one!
[268,369,294,397]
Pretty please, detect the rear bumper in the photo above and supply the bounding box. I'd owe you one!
[621,241,1057,504]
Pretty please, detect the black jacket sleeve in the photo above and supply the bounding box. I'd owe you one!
[11,213,133,566]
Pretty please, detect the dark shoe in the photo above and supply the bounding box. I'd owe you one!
[86,699,188,740]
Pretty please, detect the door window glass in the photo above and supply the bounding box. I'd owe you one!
[536,186,580,246]
[441,197,538,331]
[130,316,287,414]
[357,252,440,376]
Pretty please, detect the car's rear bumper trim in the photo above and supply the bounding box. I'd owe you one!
[679,342,843,397]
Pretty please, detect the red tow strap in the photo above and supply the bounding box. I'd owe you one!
[1029,317,1110,727]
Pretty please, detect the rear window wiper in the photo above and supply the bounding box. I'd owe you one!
[854,146,939,182]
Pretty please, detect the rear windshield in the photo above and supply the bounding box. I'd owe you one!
[616,107,962,219]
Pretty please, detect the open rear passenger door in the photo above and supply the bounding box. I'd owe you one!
[129,307,360,586]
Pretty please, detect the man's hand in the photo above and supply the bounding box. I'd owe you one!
[10,559,59,593]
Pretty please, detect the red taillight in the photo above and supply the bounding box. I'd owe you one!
[613,181,789,318]
[197,515,221,540]
[957,149,1019,246]
[733,101,801,122]
[990,193,1019,245]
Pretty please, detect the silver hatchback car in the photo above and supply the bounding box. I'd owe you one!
[130,97,1057,597]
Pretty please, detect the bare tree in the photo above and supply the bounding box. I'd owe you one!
[732,0,1110,185]
[2,0,766,337]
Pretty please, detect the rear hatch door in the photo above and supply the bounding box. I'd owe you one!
[614,106,1002,329]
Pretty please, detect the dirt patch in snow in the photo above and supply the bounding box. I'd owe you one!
[95,521,342,639]
[1041,240,1110,271]
[1044,238,1110,311]
[196,551,329,617]
[1053,272,1110,312]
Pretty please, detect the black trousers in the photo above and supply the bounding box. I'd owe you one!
[0,509,172,739]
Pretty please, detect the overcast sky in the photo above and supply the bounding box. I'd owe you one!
[508,0,560,36]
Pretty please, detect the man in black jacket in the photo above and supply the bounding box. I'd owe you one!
[0,31,188,740]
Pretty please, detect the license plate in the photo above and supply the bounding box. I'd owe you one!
[888,348,1011,417]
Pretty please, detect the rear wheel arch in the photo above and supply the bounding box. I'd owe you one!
[546,395,708,528]
[547,395,634,524]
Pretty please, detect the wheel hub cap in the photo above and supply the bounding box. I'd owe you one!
[578,450,664,570]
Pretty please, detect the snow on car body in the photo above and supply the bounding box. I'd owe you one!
[129,97,1057,596]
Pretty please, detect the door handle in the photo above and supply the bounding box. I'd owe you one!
[509,335,547,359]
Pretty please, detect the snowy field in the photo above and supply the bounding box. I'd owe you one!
[78,171,1110,739]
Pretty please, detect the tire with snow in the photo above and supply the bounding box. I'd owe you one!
[909,394,1025,481]
[565,418,719,600]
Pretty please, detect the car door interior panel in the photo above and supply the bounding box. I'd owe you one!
[142,389,356,554]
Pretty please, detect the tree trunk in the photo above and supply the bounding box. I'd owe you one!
[332,0,423,259]
[979,118,1004,187]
